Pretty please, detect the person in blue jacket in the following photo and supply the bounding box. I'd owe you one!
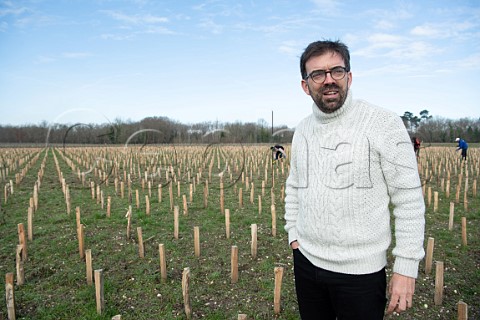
[455,137,468,161]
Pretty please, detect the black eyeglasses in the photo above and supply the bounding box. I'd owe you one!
[305,66,348,84]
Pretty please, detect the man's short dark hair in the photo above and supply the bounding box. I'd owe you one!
[300,40,351,80]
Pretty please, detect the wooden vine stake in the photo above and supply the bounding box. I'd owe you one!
[238,187,243,208]
[145,195,150,216]
[78,224,85,259]
[433,191,438,212]
[427,187,432,207]
[76,206,81,230]
[194,226,200,257]
[17,223,27,261]
[231,245,239,284]
[182,267,192,320]
[461,217,467,246]
[225,209,230,239]
[271,204,277,237]
[182,194,188,215]
[425,237,434,275]
[16,245,25,286]
[274,266,284,315]
[457,301,468,320]
[220,181,225,214]
[251,224,257,259]
[106,196,111,217]
[449,202,455,230]
[137,227,144,258]
[135,190,140,209]
[126,206,132,240]
[258,195,262,214]
[434,261,444,306]
[174,206,179,239]
[159,244,167,283]
[27,206,33,241]
[203,183,208,208]
[238,314,247,320]
[95,269,105,315]
[86,249,93,285]
[5,272,15,320]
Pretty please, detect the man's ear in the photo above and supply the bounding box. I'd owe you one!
[301,80,311,96]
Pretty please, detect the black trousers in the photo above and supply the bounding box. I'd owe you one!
[293,249,387,320]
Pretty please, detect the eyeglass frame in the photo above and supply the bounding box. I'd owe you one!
[304,66,350,84]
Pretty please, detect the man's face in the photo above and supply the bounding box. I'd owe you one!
[301,52,352,113]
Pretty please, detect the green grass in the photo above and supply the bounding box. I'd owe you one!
[0,145,479,319]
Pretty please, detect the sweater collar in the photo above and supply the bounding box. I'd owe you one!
[312,89,353,123]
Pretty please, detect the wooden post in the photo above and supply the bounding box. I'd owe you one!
[220,182,224,214]
[169,183,173,211]
[251,224,257,259]
[137,227,144,258]
[86,249,93,285]
[17,223,27,261]
[238,187,243,208]
[238,314,247,320]
[457,301,468,320]
[78,224,85,259]
[274,266,284,315]
[135,189,140,209]
[425,237,434,275]
[145,195,150,216]
[182,194,188,215]
[455,184,460,203]
[449,202,455,230]
[427,187,432,207]
[16,245,24,286]
[434,261,444,305]
[126,206,132,240]
[158,184,162,203]
[231,245,239,284]
[271,204,277,237]
[76,206,81,230]
[250,183,254,204]
[461,217,467,246]
[258,195,262,214]
[95,269,105,315]
[433,191,438,212]
[182,267,191,320]
[203,184,208,208]
[194,226,200,257]
[27,206,33,241]
[174,205,179,240]
[473,179,477,198]
[107,196,111,217]
[159,244,167,283]
[446,179,450,198]
[5,272,15,320]
[225,209,230,239]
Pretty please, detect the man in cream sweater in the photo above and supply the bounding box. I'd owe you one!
[285,40,425,319]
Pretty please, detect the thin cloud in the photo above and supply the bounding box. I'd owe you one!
[309,0,341,15]
[410,21,478,39]
[101,10,169,25]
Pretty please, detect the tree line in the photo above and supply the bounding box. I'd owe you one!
[0,111,478,145]
[400,110,480,143]
[0,116,293,145]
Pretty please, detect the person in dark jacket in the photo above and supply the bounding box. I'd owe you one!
[455,138,468,161]
[271,144,286,161]
[412,137,421,158]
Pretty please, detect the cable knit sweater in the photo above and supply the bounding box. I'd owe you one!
[285,90,425,278]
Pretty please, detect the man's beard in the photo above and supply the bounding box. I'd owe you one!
[310,83,348,114]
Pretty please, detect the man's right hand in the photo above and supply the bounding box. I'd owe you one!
[291,241,299,249]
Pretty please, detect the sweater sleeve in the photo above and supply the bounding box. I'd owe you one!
[284,128,308,245]
[379,115,425,278]
[284,135,299,245]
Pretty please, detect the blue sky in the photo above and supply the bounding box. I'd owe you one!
[1,0,479,128]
